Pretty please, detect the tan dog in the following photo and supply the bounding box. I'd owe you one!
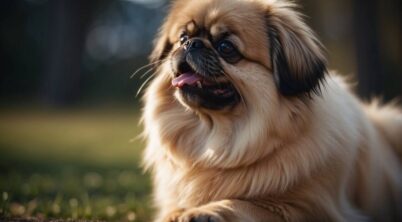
[141,0,402,221]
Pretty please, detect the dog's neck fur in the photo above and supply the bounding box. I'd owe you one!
[143,73,290,169]
[142,73,349,202]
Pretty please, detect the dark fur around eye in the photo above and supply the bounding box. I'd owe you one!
[216,40,242,64]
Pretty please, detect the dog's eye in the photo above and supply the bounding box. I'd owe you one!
[218,40,235,55]
[180,34,189,45]
[217,40,241,63]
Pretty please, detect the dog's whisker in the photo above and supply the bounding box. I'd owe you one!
[130,63,155,79]
[136,72,156,97]
[130,59,166,79]
[140,67,157,79]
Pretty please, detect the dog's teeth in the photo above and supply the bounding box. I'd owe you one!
[197,81,202,88]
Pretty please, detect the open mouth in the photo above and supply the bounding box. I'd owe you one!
[171,65,240,109]
[172,72,236,98]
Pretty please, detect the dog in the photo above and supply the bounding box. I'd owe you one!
[141,0,402,221]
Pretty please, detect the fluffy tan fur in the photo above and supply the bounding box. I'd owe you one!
[141,0,402,221]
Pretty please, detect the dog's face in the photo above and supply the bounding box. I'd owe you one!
[144,0,327,168]
[151,0,326,112]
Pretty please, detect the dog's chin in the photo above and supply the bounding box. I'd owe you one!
[172,72,240,111]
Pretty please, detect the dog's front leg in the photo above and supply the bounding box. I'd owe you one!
[161,199,286,222]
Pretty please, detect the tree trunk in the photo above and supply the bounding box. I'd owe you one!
[41,0,93,106]
[352,0,384,100]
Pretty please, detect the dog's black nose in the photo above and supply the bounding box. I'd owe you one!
[184,39,204,50]
[190,39,204,49]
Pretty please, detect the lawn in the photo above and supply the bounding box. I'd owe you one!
[0,108,152,222]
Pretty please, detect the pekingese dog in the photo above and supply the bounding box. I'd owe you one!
[141,0,402,221]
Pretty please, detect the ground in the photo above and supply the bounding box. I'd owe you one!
[0,108,152,222]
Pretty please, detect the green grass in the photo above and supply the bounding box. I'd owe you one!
[0,108,153,221]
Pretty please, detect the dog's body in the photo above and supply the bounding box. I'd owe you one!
[141,0,402,221]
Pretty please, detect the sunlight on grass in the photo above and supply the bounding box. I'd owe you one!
[0,109,144,165]
[0,108,152,221]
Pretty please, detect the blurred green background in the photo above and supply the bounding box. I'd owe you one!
[0,0,400,221]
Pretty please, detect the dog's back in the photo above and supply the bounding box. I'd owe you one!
[366,101,402,160]
[356,101,402,221]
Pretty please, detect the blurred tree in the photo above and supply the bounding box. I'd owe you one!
[41,0,95,106]
[353,0,402,100]
[378,0,402,99]
[0,0,47,104]
[352,0,383,99]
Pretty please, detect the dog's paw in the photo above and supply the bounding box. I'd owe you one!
[177,210,223,222]
[163,209,223,222]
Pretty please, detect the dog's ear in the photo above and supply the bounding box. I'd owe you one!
[266,4,327,96]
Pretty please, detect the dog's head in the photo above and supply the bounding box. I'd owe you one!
[150,0,326,112]
[144,0,327,168]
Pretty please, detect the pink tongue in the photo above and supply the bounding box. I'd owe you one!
[171,72,202,88]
